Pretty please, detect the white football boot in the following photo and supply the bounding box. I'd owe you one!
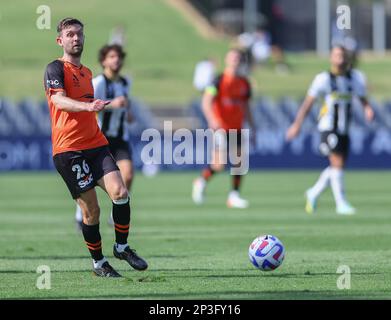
[305,189,317,214]
[227,191,249,209]
[336,202,356,215]
[192,177,206,205]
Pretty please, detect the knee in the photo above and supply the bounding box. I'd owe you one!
[110,185,129,202]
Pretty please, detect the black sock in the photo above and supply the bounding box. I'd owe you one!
[112,199,130,245]
[82,223,104,262]
[232,175,242,191]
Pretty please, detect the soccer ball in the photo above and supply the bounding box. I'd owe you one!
[248,235,285,271]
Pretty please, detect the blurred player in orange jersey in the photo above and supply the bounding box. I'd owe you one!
[192,48,256,208]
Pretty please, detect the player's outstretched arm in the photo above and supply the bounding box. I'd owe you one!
[286,95,316,141]
[103,96,129,110]
[359,97,375,123]
[51,91,110,112]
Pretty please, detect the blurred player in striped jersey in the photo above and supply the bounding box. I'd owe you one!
[286,45,374,215]
[192,48,256,208]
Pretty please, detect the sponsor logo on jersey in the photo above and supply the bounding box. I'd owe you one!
[46,79,60,87]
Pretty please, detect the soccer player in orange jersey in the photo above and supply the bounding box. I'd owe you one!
[44,18,147,277]
[192,48,256,208]
[75,44,134,228]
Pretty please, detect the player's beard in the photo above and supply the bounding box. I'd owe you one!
[66,44,83,58]
[70,44,83,57]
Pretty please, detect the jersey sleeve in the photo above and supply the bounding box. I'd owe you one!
[307,73,327,99]
[92,75,106,100]
[204,75,222,96]
[352,70,367,98]
[44,60,65,95]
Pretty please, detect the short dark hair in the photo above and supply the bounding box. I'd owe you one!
[57,18,84,35]
[98,44,126,66]
[331,44,347,53]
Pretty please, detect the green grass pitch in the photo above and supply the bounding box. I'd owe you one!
[0,170,390,299]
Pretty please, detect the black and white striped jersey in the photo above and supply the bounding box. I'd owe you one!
[93,74,131,141]
[307,69,367,135]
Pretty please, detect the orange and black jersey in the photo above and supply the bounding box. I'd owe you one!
[207,72,252,130]
[44,59,108,156]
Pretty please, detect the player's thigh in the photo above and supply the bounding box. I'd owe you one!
[108,139,133,184]
[112,142,133,180]
[85,146,119,184]
[97,170,128,201]
[83,146,126,201]
[117,159,133,183]
[329,152,346,168]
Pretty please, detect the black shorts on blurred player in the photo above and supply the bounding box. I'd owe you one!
[107,137,133,162]
[53,145,119,199]
[319,131,350,157]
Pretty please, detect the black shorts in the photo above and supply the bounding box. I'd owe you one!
[319,131,350,157]
[107,137,133,162]
[53,145,119,199]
